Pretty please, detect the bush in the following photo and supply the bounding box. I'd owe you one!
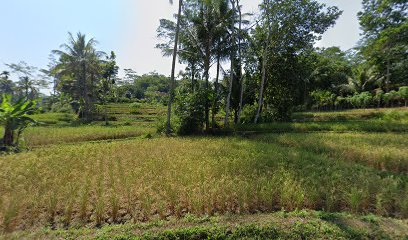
[310,90,336,110]
[384,90,399,107]
[263,107,293,122]
[174,88,207,135]
[347,92,373,109]
[117,97,132,103]
[240,105,258,124]
[356,92,373,108]
[129,102,141,109]
[374,89,384,108]
[50,101,73,113]
[398,86,408,106]
[334,96,347,110]
[156,115,180,135]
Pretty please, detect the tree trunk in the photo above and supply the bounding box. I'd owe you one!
[237,0,244,124]
[191,62,195,92]
[212,54,221,130]
[224,57,234,127]
[2,122,14,146]
[224,0,236,127]
[166,0,183,135]
[81,63,92,121]
[386,59,391,92]
[204,42,211,132]
[254,48,268,124]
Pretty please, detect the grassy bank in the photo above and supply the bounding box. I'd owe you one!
[2,211,407,240]
[23,125,154,147]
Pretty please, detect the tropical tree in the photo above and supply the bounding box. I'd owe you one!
[224,0,238,127]
[0,94,37,148]
[358,0,408,90]
[254,0,341,123]
[166,0,183,134]
[309,47,352,94]
[341,64,380,94]
[98,51,119,125]
[6,62,49,100]
[0,71,15,96]
[52,32,105,121]
[159,0,234,132]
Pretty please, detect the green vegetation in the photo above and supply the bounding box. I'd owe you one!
[1,0,407,239]
[0,107,407,237]
[0,95,37,150]
[2,211,407,240]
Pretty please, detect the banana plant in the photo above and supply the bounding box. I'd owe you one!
[0,94,37,148]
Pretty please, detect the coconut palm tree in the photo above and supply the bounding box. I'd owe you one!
[166,0,183,134]
[52,32,104,121]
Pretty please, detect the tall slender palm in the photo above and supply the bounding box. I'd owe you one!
[254,0,271,124]
[52,32,103,121]
[224,0,237,127]
[185,0,232,131]
[236,0,245,124]
[166,0,183,134]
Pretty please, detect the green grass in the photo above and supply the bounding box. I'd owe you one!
[292,107,408,122]
[253,132,408,173]
[31,112,76,126]
[0,105,407,238]
[2,211,407,239]
[236,119,408,133]
[22,125,154,147]
[0,103,162,147]
[236,108,408,133]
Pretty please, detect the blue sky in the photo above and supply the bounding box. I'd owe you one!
[0,0,362,84]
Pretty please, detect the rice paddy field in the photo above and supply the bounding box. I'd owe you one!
[0,105,407,239]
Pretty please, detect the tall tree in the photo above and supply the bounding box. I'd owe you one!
[166,0,183,134]
[254,0,341,123]
[0,71,15,96]
[6,62,49,100]
[358,0,408,90]
[99,51,119,125]
[159,0,234,131]
[52,32,105,121]
[236,0,245,124]
[224,0,237,127]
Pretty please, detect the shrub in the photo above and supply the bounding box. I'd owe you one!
[156,115,180,135]
[310,90,336,110]
[0,94,38,149]
[398,86,408,106]
[384,90,399,107]
[50,101,74,113]
[240,104,258,124]
[334,96,347,110]
[129,102,141,109]
[374,89,384,108]
[357,92,373,108]
[174,88,207,135]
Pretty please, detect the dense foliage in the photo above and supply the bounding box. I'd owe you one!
[155,0,407,134]
[0,94,37,150]
[1,0,406,134]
